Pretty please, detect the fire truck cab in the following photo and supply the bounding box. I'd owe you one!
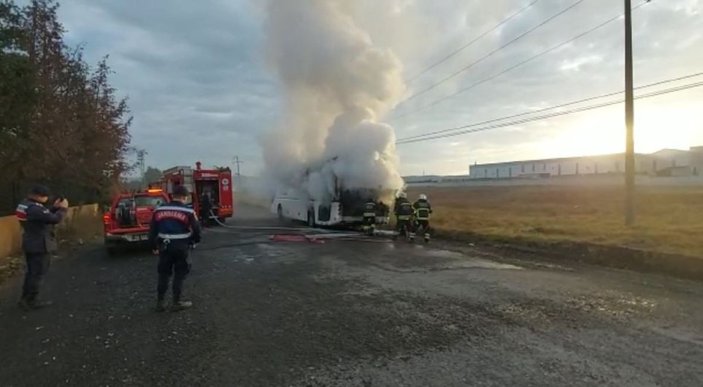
[157,162,234,223]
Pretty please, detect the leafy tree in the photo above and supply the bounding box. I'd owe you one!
[0,0,132,213]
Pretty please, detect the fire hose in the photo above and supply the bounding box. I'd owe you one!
[206,209,327,232]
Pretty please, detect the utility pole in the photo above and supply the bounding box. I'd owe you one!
[624,0,635,226]
[233,156,243,177]
[136,149,147,179]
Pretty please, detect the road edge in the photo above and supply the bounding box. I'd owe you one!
[435,230,703,281]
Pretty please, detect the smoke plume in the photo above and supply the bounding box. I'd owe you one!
[261,0,405,203]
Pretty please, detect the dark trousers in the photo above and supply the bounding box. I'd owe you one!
[396,218,411,233]
[157,247,191,302]
[415,220,431,234]
[22,252,50,301]
[200,207,212,227]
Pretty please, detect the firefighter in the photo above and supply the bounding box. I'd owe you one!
[199,189,213,227]
[15,185,69,310]
[413,193,433,242]
[149,185,202,312]
[362,198,377,235]
[393,192,414,239]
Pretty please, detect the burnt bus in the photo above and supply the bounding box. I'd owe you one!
[271,185,393,228]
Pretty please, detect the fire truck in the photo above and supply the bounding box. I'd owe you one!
[103,189,170,254]
[153,162,234,223]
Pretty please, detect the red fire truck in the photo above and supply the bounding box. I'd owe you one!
[103,189,170,254]
[154,162,234,223]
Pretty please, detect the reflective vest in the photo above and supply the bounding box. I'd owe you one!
[413,200,431,220]
[396,201,414,220]
[363,201,377,217]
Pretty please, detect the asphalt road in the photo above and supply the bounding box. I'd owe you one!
[0,205,702,386]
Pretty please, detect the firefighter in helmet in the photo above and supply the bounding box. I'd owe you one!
[393,192,414,239]
[412,193,433,242]
[199,188,213,227]
[362,197,377,235]
[149,185,202,312]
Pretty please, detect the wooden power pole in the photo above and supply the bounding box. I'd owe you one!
[624,0,636,226]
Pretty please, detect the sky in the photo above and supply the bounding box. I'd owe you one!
[51,0,703,176]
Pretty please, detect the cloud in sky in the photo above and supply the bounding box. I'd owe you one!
[55,0,703,176]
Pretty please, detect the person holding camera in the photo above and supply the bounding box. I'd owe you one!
[15,185,69,310]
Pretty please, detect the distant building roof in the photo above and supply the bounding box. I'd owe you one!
[471,152,632,168]
[471,147,698,168]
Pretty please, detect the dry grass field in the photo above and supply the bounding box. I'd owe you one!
[407,185,703,258]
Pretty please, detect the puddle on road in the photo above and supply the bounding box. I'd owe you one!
[447,259,522,271]
[422,248,522,270]
[423,249,465,259]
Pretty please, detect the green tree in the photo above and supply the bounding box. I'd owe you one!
[0,0,132,213]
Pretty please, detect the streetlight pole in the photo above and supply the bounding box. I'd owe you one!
[624,0,635,226]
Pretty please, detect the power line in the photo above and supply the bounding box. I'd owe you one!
[398,0,586,105]
[397,70,703,143]
[407,0,539,83]
[393,0,652,121]
[396,79,703,145]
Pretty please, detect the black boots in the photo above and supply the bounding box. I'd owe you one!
[171,300,193,312]
[155,298,192,312]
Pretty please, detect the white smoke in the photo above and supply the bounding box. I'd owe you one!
[261,0,405,203]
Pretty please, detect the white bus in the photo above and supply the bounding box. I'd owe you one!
[271,187,391,227]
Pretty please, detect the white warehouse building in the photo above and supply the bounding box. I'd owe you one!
[469,147,703,180]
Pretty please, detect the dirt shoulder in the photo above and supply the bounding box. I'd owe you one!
[402,185,703,280]
[433,228,703,281]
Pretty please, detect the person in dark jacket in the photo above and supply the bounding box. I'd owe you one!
[199,189,213,227]
[412,194,433,242]
[15,185,69,310]
[362,198,377,235]
[149,185,202,312]
[393,192,414,238]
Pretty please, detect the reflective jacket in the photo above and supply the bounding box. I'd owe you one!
[395,199,414,220]
[148,201,202,250]
[16,199,67,254]
[413,200,432,220]
[394,198,411,214]
[363,201,377,217]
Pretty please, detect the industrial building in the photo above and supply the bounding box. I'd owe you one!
[468,147,703,180]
